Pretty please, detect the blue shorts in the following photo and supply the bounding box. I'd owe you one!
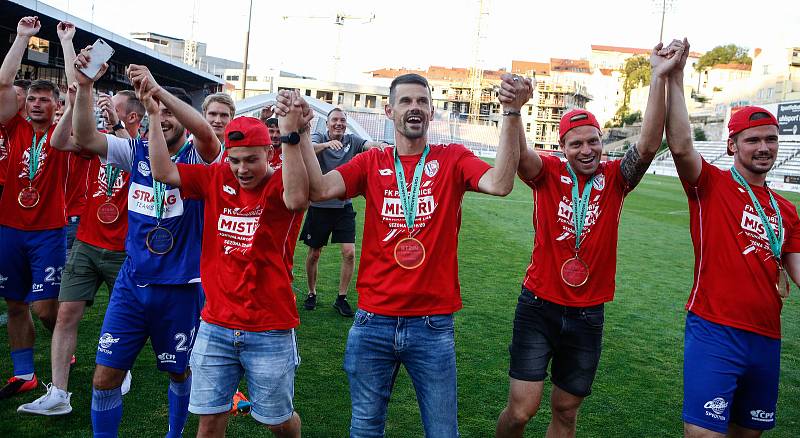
[0,225,66,303]
[683,312,780,433]
[95,258,203,373]
[189,320,300,425]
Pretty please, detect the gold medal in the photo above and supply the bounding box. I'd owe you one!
[18,186,40,208]
[394,237,426,269]
[97,201,120,224]
[561,255,589,287]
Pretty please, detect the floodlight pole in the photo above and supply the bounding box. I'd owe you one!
[241,0,253,100]
[658,0,666,42]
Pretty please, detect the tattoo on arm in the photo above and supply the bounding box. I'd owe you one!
[620,145,651,189]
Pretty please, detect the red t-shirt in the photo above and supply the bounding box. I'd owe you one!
[178,162,302,331]
[65,153,92,217]
[0,125,9,186]
[0,114,68,230]
[270,147,283,169]
[521,155,629,307]
[682,160,800,339]
[338,144,491,316]
[75,157,129,251]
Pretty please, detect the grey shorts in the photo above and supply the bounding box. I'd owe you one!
[59,239,126,305]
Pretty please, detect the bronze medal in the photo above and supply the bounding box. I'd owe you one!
[18,186,40,208]
[97,201,120,224]
[146,226,174,255]
[394,237,426,269]
[561,255,589,287]
[777,265,790,300]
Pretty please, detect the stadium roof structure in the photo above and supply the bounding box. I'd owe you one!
[3,0,223,95]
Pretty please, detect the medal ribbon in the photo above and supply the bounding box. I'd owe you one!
[105,164,121,198]
[566,163,596,252]
[731,167,783,260]
[394,145,430,233]
[28,132,48,182]
[152,140,191,222]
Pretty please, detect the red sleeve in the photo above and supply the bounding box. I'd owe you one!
[681,158,719,199]
[177,163,215,200]
[338,148,372,199]
[453,144,491,191]
[3,113,23,135]
[781,200,800,255]
[522,154,558,189]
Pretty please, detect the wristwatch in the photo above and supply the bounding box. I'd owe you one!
[111,121,125,131]
[280,132,301,145]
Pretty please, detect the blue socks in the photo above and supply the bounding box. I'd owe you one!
[91,387,123,438]
[10,348,34,379]
[166,376,192,438]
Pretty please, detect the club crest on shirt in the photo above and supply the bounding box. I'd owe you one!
[424,160,440,178]
[223,185,237,196]
[17,147,48,180]
[592,174,605,190]
[343,145,351,153]
[138,161,151,177]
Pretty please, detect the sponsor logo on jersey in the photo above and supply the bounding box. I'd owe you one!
[750,410,774,422]
[223,185,237,196]
[424,160,440,178]
[98,332,120,354]
[703,397,728,420]
[381,196,436,218]
[0,274,7,287]
[218,214,260,238]
[560,175,572,185]
[129,182,184,218]
[379,169,394,176]
[343,144,351,153]
[93,165,126,198]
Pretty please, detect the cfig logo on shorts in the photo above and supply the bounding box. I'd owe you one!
[750,410,774,423]
[703,397,728,421]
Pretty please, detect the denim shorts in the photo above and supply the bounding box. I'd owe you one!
[189,320,300,425]
[508,286,604,397]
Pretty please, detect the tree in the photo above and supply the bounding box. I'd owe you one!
[693,126,707,141]
[695,44,751,72]
[614,55,651,124]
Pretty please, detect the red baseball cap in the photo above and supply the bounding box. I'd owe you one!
[559,109,601,140]
[726,106,778,155]
[225,116,271,148]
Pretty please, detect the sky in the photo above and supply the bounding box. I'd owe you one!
[34,0,800,82]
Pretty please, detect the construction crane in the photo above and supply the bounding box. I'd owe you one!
[467,0,489,122]
[281,12,376,82]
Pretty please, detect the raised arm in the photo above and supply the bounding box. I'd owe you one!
[138,77,180,187]
[50,83,79,152]
[72,45,111,157]
[57,21,78,85]
[0,17,41,123]
[517,78,543,180]
[477,73,530,196]
[127,65,220,163]
[665,38,702,184]
[279,91,312,211]
[618,42,679,189]
[276,90,347,202]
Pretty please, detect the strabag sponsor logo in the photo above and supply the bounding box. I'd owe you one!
[703,397,728,421]
[750,410,774,423]
[98,332,120,354]
[129,182,184,219]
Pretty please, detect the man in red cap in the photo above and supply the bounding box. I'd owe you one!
[663,37,800,438]
[148,85,311,437]
[495,41,687,437]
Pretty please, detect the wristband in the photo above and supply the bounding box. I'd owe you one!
[502,110,521,117]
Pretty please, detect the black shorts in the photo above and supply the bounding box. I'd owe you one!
[508,286,604,397]
[300,205,357,248]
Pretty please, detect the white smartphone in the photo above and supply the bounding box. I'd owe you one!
[79,39,114,79]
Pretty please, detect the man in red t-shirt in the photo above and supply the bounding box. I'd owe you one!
[149,86,310,436]
[0,17,75,400]
[279,72,530,436]
[0,79,30,205]
[664,38,800,437]
[495,42,686,438]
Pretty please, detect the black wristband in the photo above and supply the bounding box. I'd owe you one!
[502,110,521,117]
[112,121,124,131]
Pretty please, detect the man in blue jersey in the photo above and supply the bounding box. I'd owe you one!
[71,47,221,437]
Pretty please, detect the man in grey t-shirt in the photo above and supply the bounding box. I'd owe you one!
[303,108,386,316]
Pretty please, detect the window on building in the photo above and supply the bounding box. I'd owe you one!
[527,105,533,116]
[763,65,770,75]
[225,75,240,81]
[305,89,312,97]
[444,102,449,110]
[354,94,361,107]
[767,88,774,99]
[338,93,344,105]
[246,76,257,81]
[365,95,377,108]
[526,123,532,132]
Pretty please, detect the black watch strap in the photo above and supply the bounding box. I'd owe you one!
[280,132,300,145]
